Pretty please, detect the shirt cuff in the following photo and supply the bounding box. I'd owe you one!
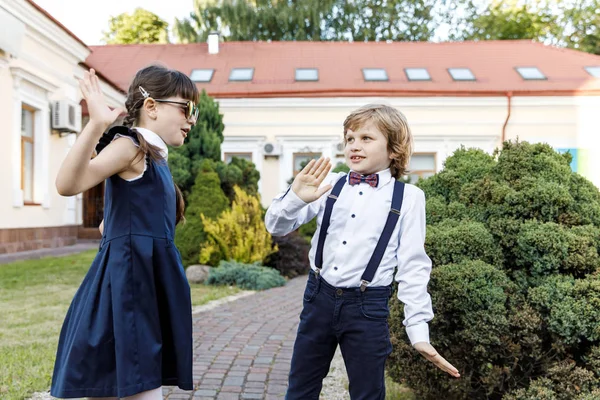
[406,323,430,346]
[279,186,309,213]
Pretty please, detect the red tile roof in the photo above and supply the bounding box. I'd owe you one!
[85,40,600,98]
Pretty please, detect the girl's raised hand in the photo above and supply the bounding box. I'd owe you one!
[291,156,332,203]
[79,69,123,129]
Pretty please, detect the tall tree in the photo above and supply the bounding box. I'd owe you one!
[168,90,259,204]
[453,0,556,41]
[103,8,169,44]
[455,0,600,55]
[555,0,600,54]
[174,0,464,42]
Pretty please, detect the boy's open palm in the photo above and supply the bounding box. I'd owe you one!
[79,69,123,128]
[414,342,460,378]
[291,157,333,203]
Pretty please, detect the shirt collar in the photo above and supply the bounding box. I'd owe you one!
[132,127,168,160]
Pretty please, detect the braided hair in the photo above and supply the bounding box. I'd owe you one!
[121,64,200,225]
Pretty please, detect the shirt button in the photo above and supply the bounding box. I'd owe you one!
[359,191,363,195]
[334,266,338,270]
[342,241,347,245]
[351,214,356,218]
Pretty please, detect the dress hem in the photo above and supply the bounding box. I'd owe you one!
[50,379,193,398]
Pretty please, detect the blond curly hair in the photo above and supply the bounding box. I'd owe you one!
[343,104,413,179]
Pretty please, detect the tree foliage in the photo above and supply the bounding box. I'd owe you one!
[174,0,465,42]
[103,8,169,44]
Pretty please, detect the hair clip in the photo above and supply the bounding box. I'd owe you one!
[139,86,150,99]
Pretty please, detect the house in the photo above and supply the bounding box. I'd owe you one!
[85,37,600,208]
[2,0,599,255]
[0,0,125,253]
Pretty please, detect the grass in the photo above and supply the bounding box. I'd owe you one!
[342,371,416,399]
[385,374,417,400]
[0,250,241,400]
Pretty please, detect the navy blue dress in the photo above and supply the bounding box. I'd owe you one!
[51,127,193,398]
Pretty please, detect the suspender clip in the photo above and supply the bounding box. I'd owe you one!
[360,280,370,292]
[328,194,338,200]
[315,268,321,278]
[390,208,401,215]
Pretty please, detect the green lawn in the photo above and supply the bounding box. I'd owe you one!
[0,250,241,400]
[385,375,417,400]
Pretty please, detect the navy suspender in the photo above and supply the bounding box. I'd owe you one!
[314,175,347,271]
[314,175,406,292]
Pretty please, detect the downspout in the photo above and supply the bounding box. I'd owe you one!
[502,91,513,144]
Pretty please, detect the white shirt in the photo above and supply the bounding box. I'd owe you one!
[114,127,168,181]
[264,168,434,345]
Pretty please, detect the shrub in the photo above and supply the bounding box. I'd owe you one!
[425,220,504,268]
[387,140,600,399]
[175,160,229,267]
[264,230,311,278]
[200,186,276,264]
[206,260,286,290]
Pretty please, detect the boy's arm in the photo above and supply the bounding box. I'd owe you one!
[264,185,326,236]
[394,186,434,346]
[396,186,461,378]
[265,157,334,237]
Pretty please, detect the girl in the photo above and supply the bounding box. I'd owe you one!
[51,65,200,399]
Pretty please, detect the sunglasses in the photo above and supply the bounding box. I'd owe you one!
[154,99,200,122]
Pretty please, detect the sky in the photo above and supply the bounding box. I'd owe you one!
[34,0,195,45]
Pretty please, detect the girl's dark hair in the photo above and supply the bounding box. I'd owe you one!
[123,64,199,225]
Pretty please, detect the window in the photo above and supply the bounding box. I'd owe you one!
[229,68,254,82]
[448,68,475,81]
[405,68,431,81]
[295,68,319,81]
[405,153,436,183]
[293,152,321,176]
[516,67,546,80]
[362,68,388,81]
[584,66,600,78]
[21,105,35,203]
[224,152,253,164]
[190,69,214,82]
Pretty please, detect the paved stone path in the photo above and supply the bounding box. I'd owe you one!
[163,276,349,400]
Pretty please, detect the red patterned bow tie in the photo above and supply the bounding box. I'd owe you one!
[348,171,379,187]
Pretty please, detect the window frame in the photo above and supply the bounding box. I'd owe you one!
[293,152,322,176]
[21,104,37,205]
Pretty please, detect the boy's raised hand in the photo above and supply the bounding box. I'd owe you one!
[413,342,460,378]
[291,156,333,203]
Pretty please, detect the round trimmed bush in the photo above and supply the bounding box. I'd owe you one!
[387,140,600,399]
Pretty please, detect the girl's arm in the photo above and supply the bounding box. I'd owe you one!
[56,69,130,196]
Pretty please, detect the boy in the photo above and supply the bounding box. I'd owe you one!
[265,104,460,399]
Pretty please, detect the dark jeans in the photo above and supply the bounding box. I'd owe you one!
[286,270,393,400]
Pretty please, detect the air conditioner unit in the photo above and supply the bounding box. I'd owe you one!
[52,99,82,133]
[333,141,345,155]
[263,142,282,156]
